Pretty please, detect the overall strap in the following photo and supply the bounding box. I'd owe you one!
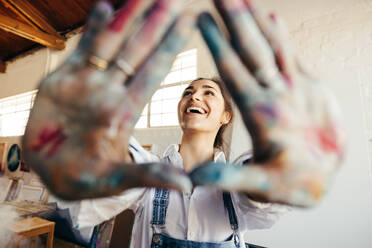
[223,192,241,248]
[151,188,170,226]
[222,192,239,231]
[151,155,172,226]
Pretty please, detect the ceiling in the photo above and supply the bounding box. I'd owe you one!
[0,0,123,73]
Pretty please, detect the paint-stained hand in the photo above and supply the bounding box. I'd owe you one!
[191,0,346,207]
[22,0,195,200]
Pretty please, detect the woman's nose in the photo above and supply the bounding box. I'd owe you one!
[192,93,202,101]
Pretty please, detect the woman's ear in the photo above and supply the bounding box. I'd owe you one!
[221,111,231,125]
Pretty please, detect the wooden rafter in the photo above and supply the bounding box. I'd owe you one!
[0,13,65,50]
[0,60,6,73]
[1,0,63,39]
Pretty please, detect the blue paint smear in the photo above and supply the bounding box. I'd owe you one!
[197,13,224,60]
[189,162,226,185]
[256,103,277,120]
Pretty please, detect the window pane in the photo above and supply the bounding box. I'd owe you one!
[162,86,182,100]
[179,84,188,95]
[135,116,147,129]
[152,89,163,101]
[140,48,197,128]
[0,90,37,136]
[181,67,197,81]
[162,99,179,113]
[150,114,162,127]
[161,48,197,86]
[171,59,182,71]
[181,56,197,68]
[163,71,181,85]
[150,101,162,114]
[179,48,197,56]
[141,104,148,115]
[162,113,179,126]
[18,102,31,112]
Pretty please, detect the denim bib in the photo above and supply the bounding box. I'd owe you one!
[150,188,266,248]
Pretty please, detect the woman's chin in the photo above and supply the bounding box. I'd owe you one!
[180,121,214,133]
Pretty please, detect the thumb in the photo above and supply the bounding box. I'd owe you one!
[190,162,270,193]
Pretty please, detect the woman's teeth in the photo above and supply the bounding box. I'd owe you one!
[186,107,206,114]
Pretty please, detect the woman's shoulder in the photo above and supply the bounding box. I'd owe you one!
[232,150,253,165]
[162,144,179,158]
[129,136,161,163]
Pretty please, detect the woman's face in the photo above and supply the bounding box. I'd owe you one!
[178,79,230,133]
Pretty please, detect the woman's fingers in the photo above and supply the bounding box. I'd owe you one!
[197,12,263,109]
[189,162,317,207]
[87,0,152,67]
[267,14,297,78]
[198,13,283,158]
[99,162,193,197]
[213,0,288,93]
[242,0,297,81]
[189,162,272,202]
[214,0,279,87]
[134,162,193,192]
[74,1,114,58]
[109,0,188,83]
[115,11,197,124]
[49,161,192,200]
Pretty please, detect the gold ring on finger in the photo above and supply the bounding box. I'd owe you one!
[254,65,280,85]
[115,58,135,77]
[255,66,287,93]
[87,54,109,71]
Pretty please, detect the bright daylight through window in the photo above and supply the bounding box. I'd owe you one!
[135,48,197,128]
[0,90,37,137]
[0,49,197,136]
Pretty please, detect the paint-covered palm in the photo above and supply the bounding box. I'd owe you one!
[22,0,194,200]
[191,0,346,207]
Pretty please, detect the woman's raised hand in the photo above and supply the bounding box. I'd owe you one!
[191,0,346,207]
[22,0,195,200]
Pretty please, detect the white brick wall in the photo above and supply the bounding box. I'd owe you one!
[230,1,372,247]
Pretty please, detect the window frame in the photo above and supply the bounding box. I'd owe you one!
[135,48,198,129]
[0,90,38,137]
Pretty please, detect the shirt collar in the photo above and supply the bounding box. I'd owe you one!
[163,144,226,169]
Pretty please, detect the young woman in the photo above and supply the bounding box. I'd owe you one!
[75,77,284,247]
[22,0,345,247]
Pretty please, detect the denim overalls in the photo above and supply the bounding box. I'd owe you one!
[150,188,266,248]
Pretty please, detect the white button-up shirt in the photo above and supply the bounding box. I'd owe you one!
[76,137,288,247]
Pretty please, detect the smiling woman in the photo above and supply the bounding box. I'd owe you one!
[21,0,346,247]
[77,76,278,248]
[178,77,234,161]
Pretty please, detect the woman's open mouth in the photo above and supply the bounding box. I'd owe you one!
[185,106,207,115]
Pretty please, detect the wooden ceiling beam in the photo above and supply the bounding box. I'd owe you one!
[1,0,63,39]
[0,60,6,73]
[0,14,65,50]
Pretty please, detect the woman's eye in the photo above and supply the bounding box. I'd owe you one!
[183,91,192,97]
[205,91,214,96]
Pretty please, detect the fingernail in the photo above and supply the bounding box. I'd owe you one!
[269,13,277,23]
[92,1,113,20]
[243,0,255,12]
[108,0,140,32]
[282,73,293,88]
[275,49,287,73]
[98,1,113,12]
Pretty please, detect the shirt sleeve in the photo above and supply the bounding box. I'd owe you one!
[76,188,148,228]
[232,192,291,230]
[75,136,159,228]
[231,150,291,230]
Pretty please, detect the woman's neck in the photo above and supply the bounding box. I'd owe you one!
[179,130,216,172]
